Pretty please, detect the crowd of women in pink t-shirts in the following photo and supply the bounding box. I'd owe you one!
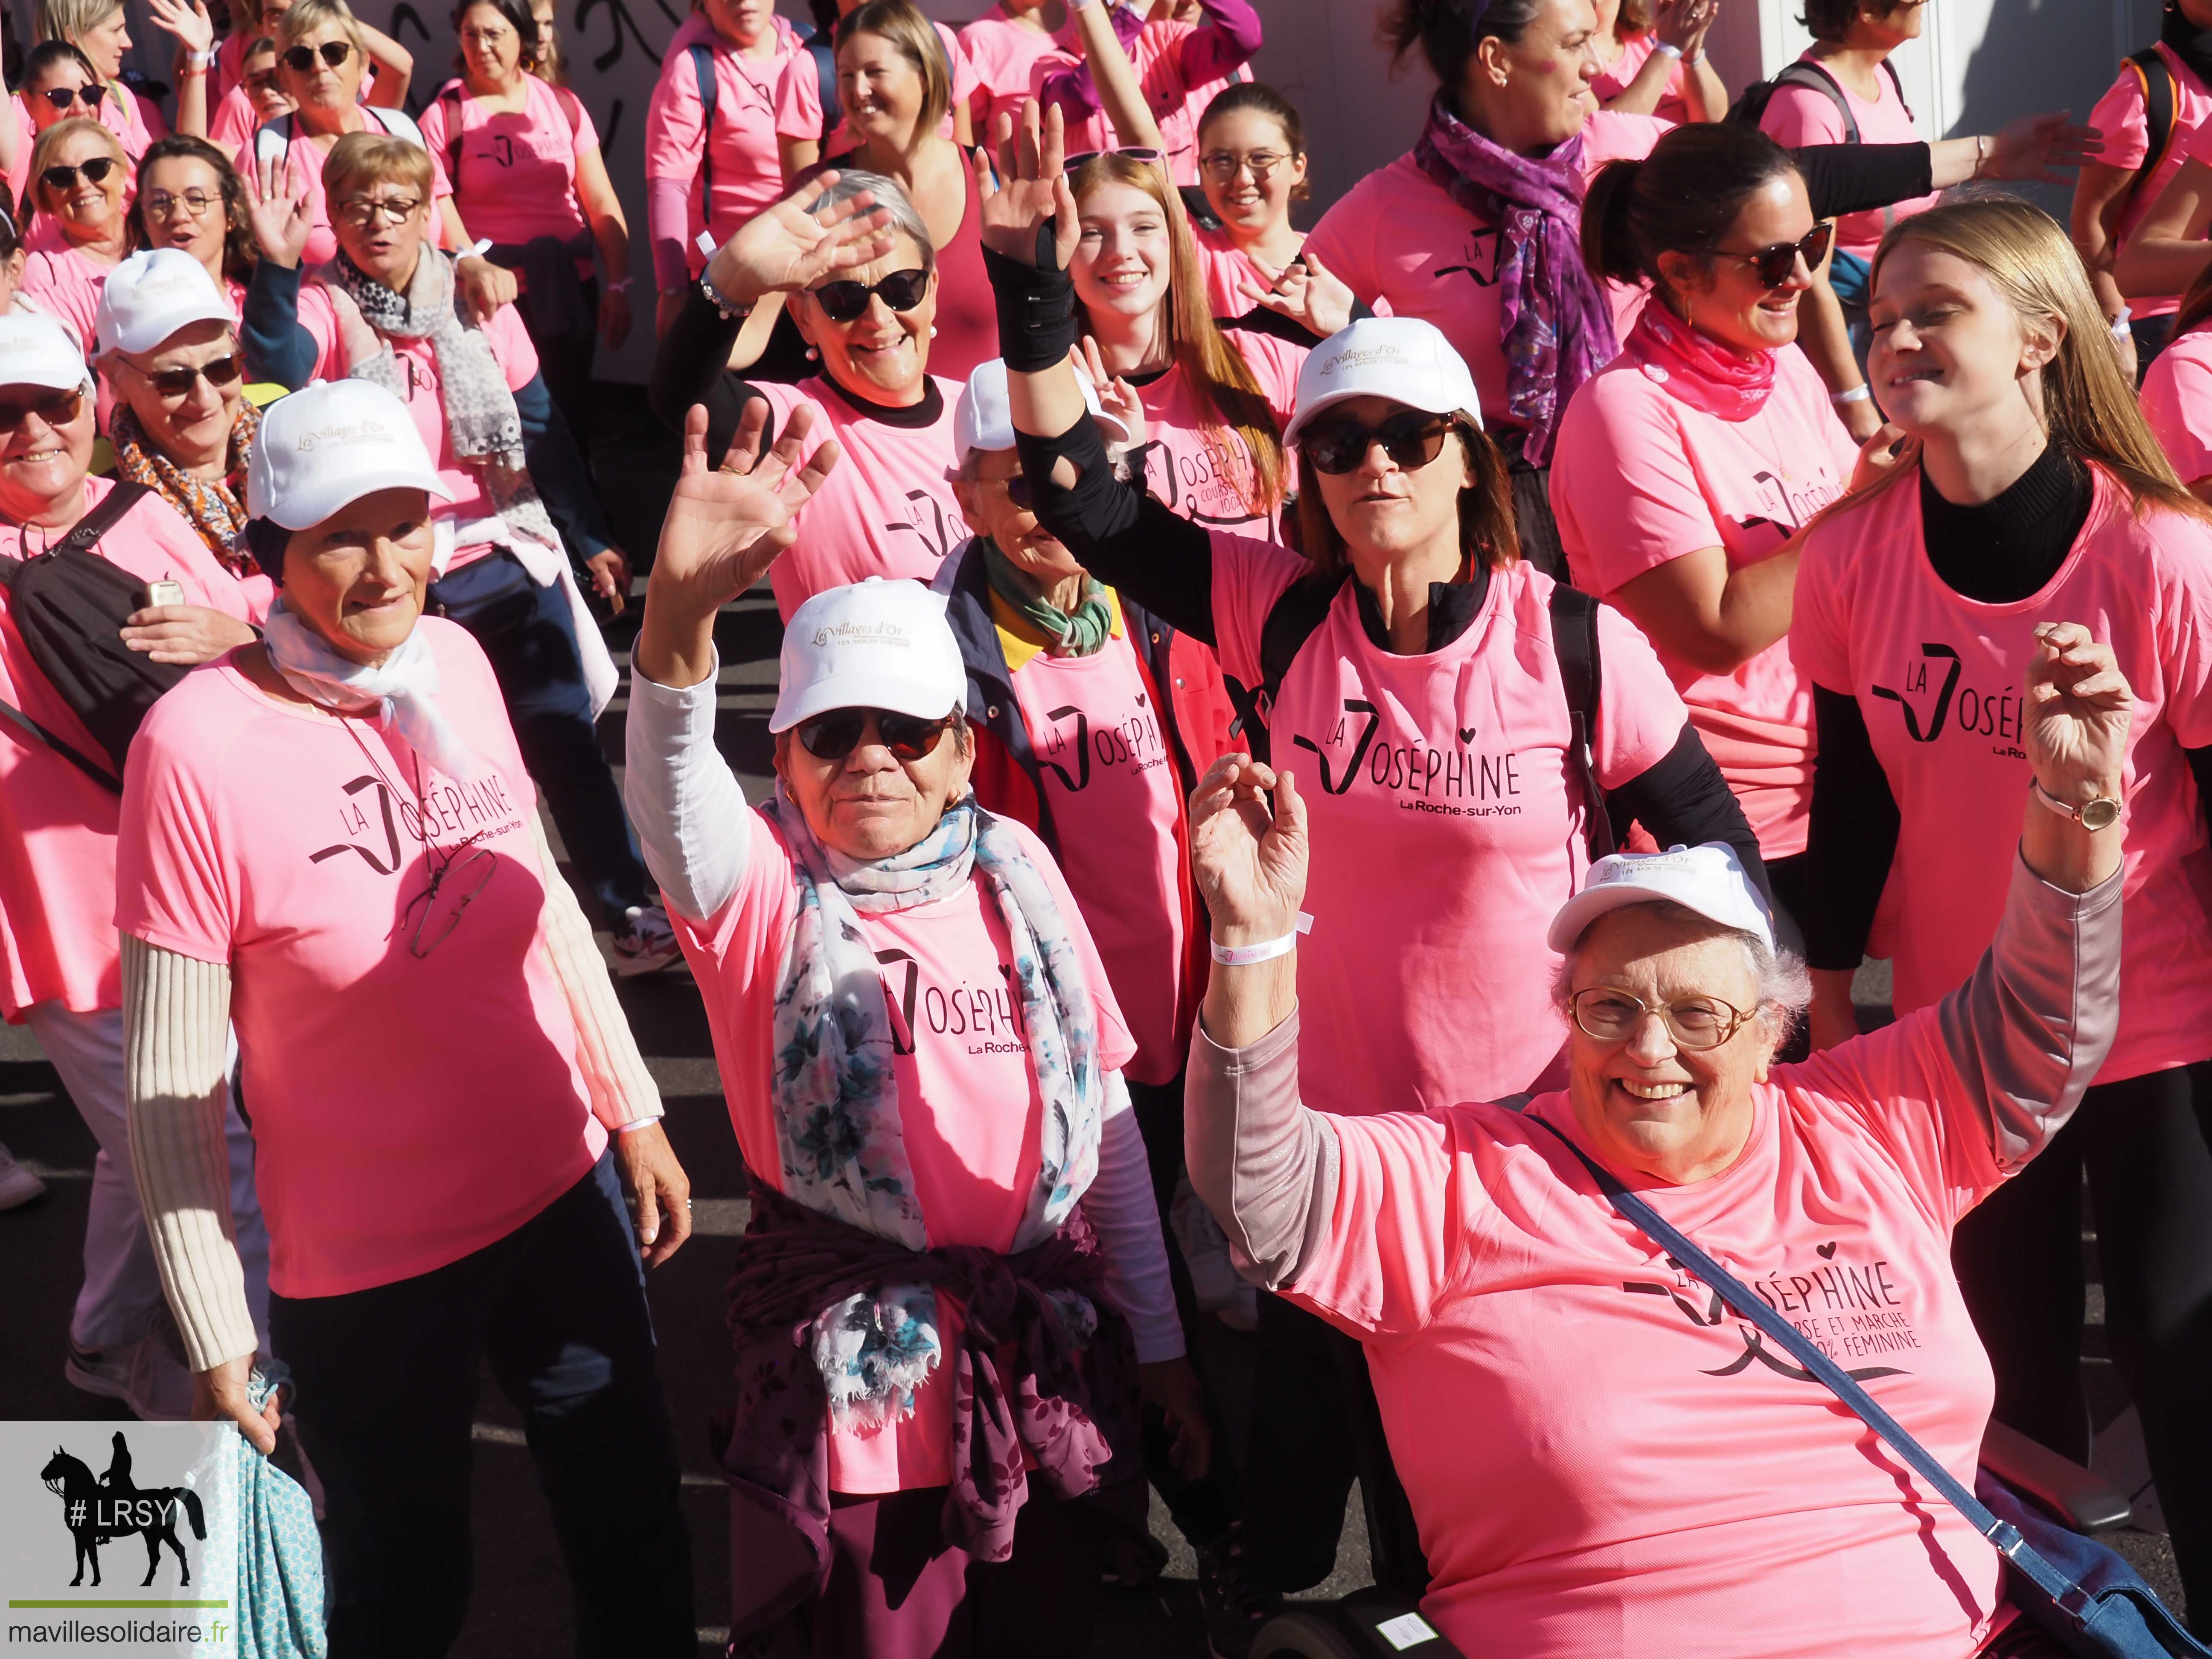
[14,0,2212,1654]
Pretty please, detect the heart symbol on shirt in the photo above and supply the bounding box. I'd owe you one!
[1457,727,1478,745]
[1816,1242,1838,1259]
[1135,692,1148,705]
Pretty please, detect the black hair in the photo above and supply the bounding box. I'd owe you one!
[131,136,256,284]
[1582,123,1799,296]
[1384,0,1547,89]
[1798,0,1912,44]
[19,37,99,87]
[450,0,541,70]
[1198,82,1309,201]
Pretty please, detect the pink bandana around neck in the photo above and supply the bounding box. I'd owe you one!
[1626,304,1778,422]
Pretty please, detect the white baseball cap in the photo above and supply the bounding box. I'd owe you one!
[1545,842,1775,955]
[94,248,237,358]
[0,312,93,396]
[1283,316,1484,444]
[954,356,1127,458]
[247,378,452,531]
[770,577,966,734]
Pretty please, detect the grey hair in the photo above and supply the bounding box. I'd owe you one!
[809,169,935,269]
[1551,899,1813,1047]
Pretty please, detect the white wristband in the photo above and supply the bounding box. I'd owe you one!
[606,276,633,294]
[1653,41,1683,58]
[1830,384,1873,406]
[697,229,720,257]
[2111,306,2133,338]
[1211,913,1312,966]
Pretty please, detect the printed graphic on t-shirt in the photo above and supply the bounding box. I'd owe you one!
[873,949,1030,1058]
[308,769,527,874]
[1033,692,1167,792]
[1733,464,1844,541]
[1137,429,1275,533]
[1292,695,1523,818]
[890,488,962,567]
[1433,228,1504,292]
[1624,1239,1921,1382]
[1869,644,2027,758]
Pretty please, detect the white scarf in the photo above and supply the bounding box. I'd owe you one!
[262,601,483,781]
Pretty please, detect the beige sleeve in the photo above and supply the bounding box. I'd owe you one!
[529,809,663,1131]
[121,934,258,1374]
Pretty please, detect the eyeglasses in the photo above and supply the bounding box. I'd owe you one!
[336,193,422,227]
[1567,988,1756,1052]
[1302,410,1455,475]
[808,268,929,323]
[33,84,105,110]
[795,707,956,762]
[39,156,118,194]
[142,187,219,221]
[1713,221,1836,289]
[281,40,353,73]
[132,354,243,398]
[244,68,283,95]
[1199,149,1288,182]
[996,475,1034,510]
[402,842,497,958]
[0,387,84,432]
[1065,146,1161,169]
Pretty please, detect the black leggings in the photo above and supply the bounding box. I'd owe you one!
[1952,1059,2212,1626]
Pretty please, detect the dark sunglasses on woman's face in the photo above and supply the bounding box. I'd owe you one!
[1303,410,1455,476]
[0,387,84,433]
[35,84,106,110]
[1714,220,1836,290]
[139,354,243,397]
[282,39,353,73]
[796,707,955,763]
[40,156,117,194]
[809,268,930,324]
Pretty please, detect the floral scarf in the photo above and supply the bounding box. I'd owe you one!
[1624,303,1778,421]
[760,786,1107,1428]
[1412,89,1618,465]
[110,401,260,578]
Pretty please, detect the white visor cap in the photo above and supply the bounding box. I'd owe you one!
[0,312,94,396]
[1545,841,1775,956]
[1283,315,1484,445]
[770,576,967,735]
[95,248,237,358]
[247,378,453,530]
[954,355,1127,458]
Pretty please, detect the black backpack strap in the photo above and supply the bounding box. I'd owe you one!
[1770,61,1859,144]
[439,83,466,198]
[2128,47,2177,204]
[1224,570,1345,765]
[1549,582,1615,861]
[60,482,152,556]
[0,694,123,793]
[691,40,720,200]
[1878,55,1912,125]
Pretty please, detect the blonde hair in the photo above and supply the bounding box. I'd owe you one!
[277,0,367,56]
[21,116,126,232]
[33,0,123,48]
[323,131,433,201]
[835,0,950,142]
[1824,196,2212,529]
[1071,153,1286,518]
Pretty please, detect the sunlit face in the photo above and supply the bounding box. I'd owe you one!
[1306,394,1477,573]
[774,709,975,861]
[139,154,232,272]
[1868,242,2058,444]
[107,322,243,466]
[950,446,1077,578]
[0,380,95,524]
[330,174,433,288]
[1072,179,1173,324]
[280,21,365,120]
[1562,905,1775,1185]
[1196,107,1305,242]
[837,30,923,145]
[242,46,296,120]
[73,6,131,80]
[530,0,558,47]
[38,128,126,244]
[1851,0,1926,49]
[0,250,26,314]
[1465,0,1601,152]
[791,233,937,402]
[22,60,101,137]
[458,3,523,83]
[279,487,436,664]
[1660,173,1818,356]
[703,0,773,48]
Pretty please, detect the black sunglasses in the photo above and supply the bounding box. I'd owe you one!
[1303,410,1455,476]
[137,354,243,397]
[0,386,83,432]
[809,268,929,324]
[36,84,105,110]
[795,707,955,762]
[1714,220,1835,289]
[281,40,353,72]
[40,156,118,193]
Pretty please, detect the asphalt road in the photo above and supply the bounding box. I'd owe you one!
[0,390,2181,1652]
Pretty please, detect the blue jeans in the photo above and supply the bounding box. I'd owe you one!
[269,1153,693,1658]
[426,550,648,921]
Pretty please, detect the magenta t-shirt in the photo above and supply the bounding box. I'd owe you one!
[1757,54,1936,260]
[114,618,608,1296]
[1551,338,1857,859]
[1792,467,2212,1079]
[2143,324,2212,482]
[417,74,597,249]
[1290,1016,2021,1658]
[671,806,1134,1492]
[1212,540,1688,1112]
[1132,326,1302,541]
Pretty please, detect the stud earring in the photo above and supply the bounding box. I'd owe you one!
[805,345,819,360]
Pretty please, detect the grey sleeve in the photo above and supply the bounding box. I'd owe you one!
[1931,849,2125,1174]
[621,654,754,922]
[1183,1006,1341,1291]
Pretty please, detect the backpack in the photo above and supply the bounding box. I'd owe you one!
[1222,575,1617,859]
[2120,47,2182,212]
[437,76,583,201]
[254,103,428,178]
[1726,56,1911,143]
[0,482,166,793]
[790,20,838,144]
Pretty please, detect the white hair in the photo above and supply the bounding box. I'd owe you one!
[1551,899,1812,1046]
[808,169,934,269]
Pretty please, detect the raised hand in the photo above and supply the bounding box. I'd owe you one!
[1653,0,1716,54]
[244,150,312,270]
[1188,753,1308,946]
[976,100,1080,271]
[149,0,215,54]
[1239,248,1355,341]
[703,172,898,313]
[660,402,836,608]
[2025,622,2132,804]
[1077,333,1146,455]
[1977,113,2103,184]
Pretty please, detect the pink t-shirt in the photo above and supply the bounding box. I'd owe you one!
[957,9,1063,136]
[2085,49,2212,320]
[1034,19,1214,186]
[207,84,259,159]
[1002,597,1185,1085]
[1590,32,1696,125]
[1551,338,1857,859]
[1304,113,1668,435]
[646,14,800,276]
[1758,55,1937,261]
[1290,1021,2019,1659]
[418,74,597,250]
[0,90,150,203]
[670,805,1134,1492]
[1193,224,1294,320]
[1791,467,2212,1080]
[745,375,965,620]
[1130,326,1302,541]
[1212,542,1688,1112]
[774,21,976,154]
[239,108,455,271]
[0,477,262,1022]
[18,243,113,355]
[114,618,609,1296]
[2142,323,2212,480]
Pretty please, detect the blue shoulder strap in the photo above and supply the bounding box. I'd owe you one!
[691,39,719,200]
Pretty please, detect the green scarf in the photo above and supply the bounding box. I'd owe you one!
[982,538,1115,657]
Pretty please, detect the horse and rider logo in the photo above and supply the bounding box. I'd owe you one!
[38,1431,205,1587]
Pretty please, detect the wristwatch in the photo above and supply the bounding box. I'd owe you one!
[2030,777,2122,832]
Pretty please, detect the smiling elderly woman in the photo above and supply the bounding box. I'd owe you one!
[1182,621,2133,1659]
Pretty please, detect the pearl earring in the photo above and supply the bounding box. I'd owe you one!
[805,345,819,360]
[931,325,940,338]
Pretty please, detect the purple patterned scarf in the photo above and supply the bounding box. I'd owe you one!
[1412,89,1618,465]
[714,1185,1141,1646]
